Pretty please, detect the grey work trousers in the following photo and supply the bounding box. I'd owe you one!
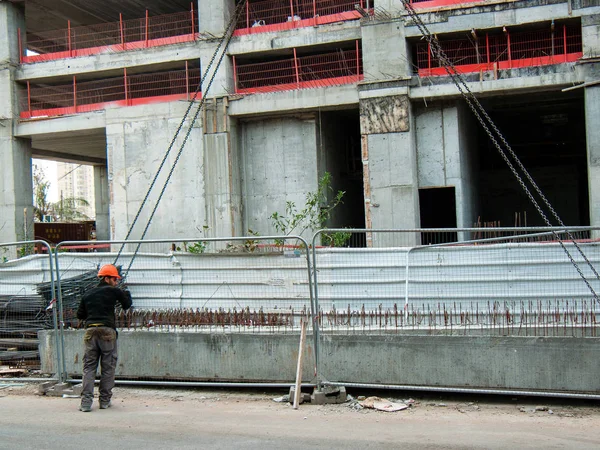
[81,327,118,406]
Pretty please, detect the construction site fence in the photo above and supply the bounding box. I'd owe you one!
[3,227,600,383]
[234,43,363,94]
[20,8,198,64]
[21,65,202,119]
[312,227,600,340]
[0,240,61,381]
[415,23,583,77]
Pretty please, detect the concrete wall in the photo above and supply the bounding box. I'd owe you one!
[93,166,110,241]
[40,330,600,394]
[239,116,319,238]
[582,13,600,58]
[105,102,205,240]
[415,101,478,229]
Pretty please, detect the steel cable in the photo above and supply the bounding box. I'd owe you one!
[400,0,600,302]
[114,1,248,275]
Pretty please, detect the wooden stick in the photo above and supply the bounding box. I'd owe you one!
[293,317,307,409]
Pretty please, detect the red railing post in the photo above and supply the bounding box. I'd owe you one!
[313,0,317,27]
[563,24,568,62]
[486,33,490,66]
[68,20,72,57]
[27,81,31,115]
[233,55,238,94]
[290,0,295,26]
[293,48,300,87]
[506,28,511,68]
[73,75,77,113]
[185,61,189,100]
[124,68,128,105]
[246,0,250,29]
[356,40,360,79]
[145,10,149,47]
[17,28,22,64]
[427,42,431,74]
[120,13,125,50]
[190,2,195,35]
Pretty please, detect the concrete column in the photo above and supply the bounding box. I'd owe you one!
[585,84,600,231]
[93,165,109,241]
[198,0,234,36]
[361,19,410,81]
[0,2,33,243]
[203,97,242,238]
[360,94,419,246]
[582,14,600,59]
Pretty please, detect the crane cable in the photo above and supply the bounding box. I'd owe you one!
[113,0,248,276]
[399,0,600,302]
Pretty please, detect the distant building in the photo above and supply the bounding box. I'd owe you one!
[56,163,96,220]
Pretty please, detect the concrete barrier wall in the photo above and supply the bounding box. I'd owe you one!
[40,330,600,393]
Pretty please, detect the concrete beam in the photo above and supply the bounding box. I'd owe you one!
[228,84,359,117]
[15,40,203,82]
[229,21,361,56]
[15,112,106,137]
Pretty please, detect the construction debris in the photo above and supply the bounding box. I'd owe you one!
[359,396,409,412]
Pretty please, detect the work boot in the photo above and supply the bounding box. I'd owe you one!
[79,403,92,412]
[99,400,111,409]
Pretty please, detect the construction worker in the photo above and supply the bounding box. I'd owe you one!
[76,264,132,412]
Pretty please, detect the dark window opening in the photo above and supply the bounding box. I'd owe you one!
[419,187,457,245]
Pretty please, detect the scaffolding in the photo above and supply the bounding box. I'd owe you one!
[415,24,583,76]
[21,65,201,119]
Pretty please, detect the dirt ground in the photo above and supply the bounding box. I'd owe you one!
[2,381,600,449]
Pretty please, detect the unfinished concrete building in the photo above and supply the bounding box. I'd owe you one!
[1,0,599,245]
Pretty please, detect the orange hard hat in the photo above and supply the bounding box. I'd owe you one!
[98,264,121,279]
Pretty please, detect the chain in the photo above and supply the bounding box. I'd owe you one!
[115,0,248,275]
[400,0,599,302]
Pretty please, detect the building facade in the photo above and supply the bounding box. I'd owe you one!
[0,0,598,244]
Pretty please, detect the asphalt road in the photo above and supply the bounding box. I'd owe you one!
[2,385,600,449]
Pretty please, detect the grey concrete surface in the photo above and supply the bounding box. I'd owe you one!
[41,331,600,394]
[2,386,600,450]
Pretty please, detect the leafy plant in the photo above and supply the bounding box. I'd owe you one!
[322,230,352,247]
[187,241,207,254]
[186,225,209,254]
[244,229,260,252]
[270,172,345,242]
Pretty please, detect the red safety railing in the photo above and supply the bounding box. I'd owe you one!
[416,24,583,77]
[21,65,201,119]
[20,6,198,64]
[234,41,362,94]
[234,0,367,36]
[408,0,487,8]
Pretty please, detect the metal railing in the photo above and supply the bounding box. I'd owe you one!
[234,42,363,94]
[21,65,201,119]
[20,8,198,64]
[234,0,366,36]
[415,23,583,77]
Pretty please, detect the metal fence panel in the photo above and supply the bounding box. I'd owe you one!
[312,228,600,336]
[0,241,59,379]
